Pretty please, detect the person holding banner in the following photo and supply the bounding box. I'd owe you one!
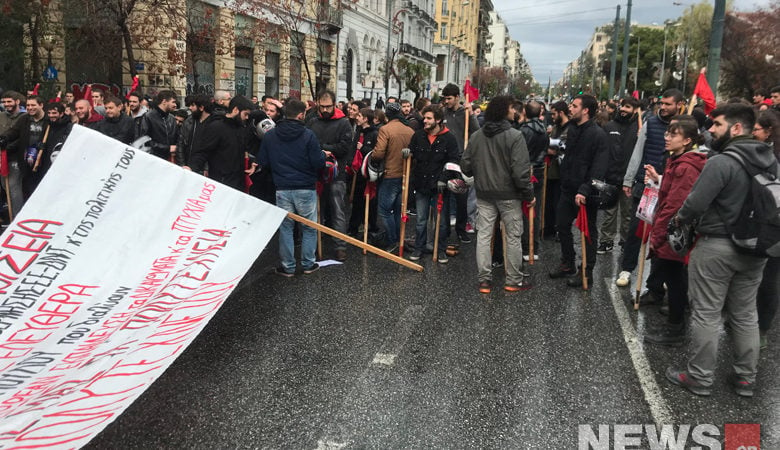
[461,95,535,294]
[259,99,326,276]
[548,95,609,290]
[186,95,257,191]
[441,83,480,244]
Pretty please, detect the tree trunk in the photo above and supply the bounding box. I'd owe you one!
[122,23,138,78]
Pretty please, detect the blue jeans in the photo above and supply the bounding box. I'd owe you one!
[378,178,403,246]
[276,189,318,272]
[414,191,449,252]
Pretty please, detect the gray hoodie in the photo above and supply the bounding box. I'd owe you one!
[677,136,779,236]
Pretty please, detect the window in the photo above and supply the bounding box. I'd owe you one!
[265,52,279,97]
[440,23,447,40]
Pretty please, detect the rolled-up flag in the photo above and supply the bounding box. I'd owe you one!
[126,76,140,99]
[575,203,590,243]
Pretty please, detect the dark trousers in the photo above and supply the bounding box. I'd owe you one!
[758,256,780,332]
[455,191,468,234]
[621,196,643,272]
[348,175,378,234]
[653,258,688,324]
[556,193,598,274]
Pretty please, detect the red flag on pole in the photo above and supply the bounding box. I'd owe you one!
[575,204,591,243]
[126,76,140,99]
[635,219,651,243]
[693,69,716,114]
[364,181,377,200]
[464,79,479,101]
[31,83,40,95]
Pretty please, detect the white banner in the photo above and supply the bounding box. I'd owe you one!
[0,126,286,448]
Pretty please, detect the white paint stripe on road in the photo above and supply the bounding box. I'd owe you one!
[370,305,424,367]
[371,353,397,366]
[606,278,675,426]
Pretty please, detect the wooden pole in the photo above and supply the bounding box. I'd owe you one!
[686,94,698,114]
[363,191,369,255]
[637,107,643,131]
[464,93,471,147]
[316,195,322,260]
[33,125,50,173]
[581,228,588,290]
[349,173,357,204]
[634,221,649,310]
[528,206,535,266]
[540,161,548,236]
[288,212,423,272]
[398,157,411,257]
[433,193,443,262]
[4,177,12,222]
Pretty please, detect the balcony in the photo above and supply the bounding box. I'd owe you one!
[316,5,343,35]
[400,43,436,64]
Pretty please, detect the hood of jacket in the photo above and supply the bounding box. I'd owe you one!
[482,120,512,138]
[317,107,346,121]
[522,117,546,134]
[724,135,778,171]
[274,119,309,142]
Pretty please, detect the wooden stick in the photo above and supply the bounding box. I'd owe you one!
[316,195,322,260]
[637,107,643,131]
[33,125,50,173]
[4,176,12,222]
[540,162,548,236]
[687,94,698,115]
[433,192,443,262]
[581,227,588,290]
[634,221,649,310]
[528,206,535,266]
[363,191,369,255]
[464,93,471,148]
[398,157,411,257]
[349,173,357,204]
[288,211,423,272]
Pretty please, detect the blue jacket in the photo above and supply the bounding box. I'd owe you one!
[259,119,325,190]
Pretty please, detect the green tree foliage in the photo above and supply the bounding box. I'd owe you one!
[396,57,431,103]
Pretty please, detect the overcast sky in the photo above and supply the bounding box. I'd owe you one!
[491,0,774,83]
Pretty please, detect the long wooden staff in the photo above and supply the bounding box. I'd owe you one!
[363,191,369,255]
[433,192,443,262]
[581,227,588,291]
[288,212,423,272]
[634,221,649,310]
[316,195,323,260]
[686,94,698,114]
[398,156,412,257]
[3,176,11,222]
[464,93,471,147]
[349,173,357,204]
[32,125,51,173]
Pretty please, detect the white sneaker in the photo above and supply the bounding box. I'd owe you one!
[616,270,631,287]
[522,254,540,262]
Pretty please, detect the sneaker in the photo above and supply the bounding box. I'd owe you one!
[458,232,472,243]
[302,263,320,274]
[437,251,449,264]
[274,267,294,278]
[465,223,476,234]
[505,279,532,292]
[615,270,631,287]
[522,254,540,262]
[597,241,614,254]
[665,367,712,396]
[478,281,492,294]
[408,249,422,261]
[566,273,593,290]
[549,264,576,279]
[335,249,347,261]
[730,375,755,398]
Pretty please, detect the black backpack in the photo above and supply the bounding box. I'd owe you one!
[723,151,780,257]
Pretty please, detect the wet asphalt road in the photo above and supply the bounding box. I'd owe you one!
[87,220,780,449]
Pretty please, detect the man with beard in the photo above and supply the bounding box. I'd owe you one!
[0,95,47,203]
[0,91,27,218]
[30,102,73,189]
[307,90,353,261]
[518,100,549,261]
[74,99,104,130]
[665,103,777,398]
[97,96,135,144]
[176,94,213,166]
[407,104,459,263]
[598,96,640,254]
[615,89,685,292]
[543,100,569,239]
[139,90,179,161]
[548,94,610,289]
[186,95,256,191]
[127,92,148,137]
[461,96,535,292]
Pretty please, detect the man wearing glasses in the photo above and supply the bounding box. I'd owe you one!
[307,90,353,261]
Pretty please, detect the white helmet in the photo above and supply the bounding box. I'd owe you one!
[361,150,385,182]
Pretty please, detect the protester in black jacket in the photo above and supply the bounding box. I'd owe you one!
[186,96,256,191]
[518,100,550,260]
[139,90,179,160]
[97,96,135,144]
[347,108,379,237]
[549,95,610,289]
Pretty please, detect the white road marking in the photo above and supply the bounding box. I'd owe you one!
[371,353,397,366]
[606,278,675,426]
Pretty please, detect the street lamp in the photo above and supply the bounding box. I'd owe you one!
[657,20,680,88]
[446,0,469,83]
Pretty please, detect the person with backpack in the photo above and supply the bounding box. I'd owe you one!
[665,103,779,398]
[641,117,706,347]
[598,97,640,254]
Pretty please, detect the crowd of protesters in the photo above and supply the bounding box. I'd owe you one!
[1,81,779,398]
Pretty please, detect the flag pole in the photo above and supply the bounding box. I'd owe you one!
[398,156,411,257]
[433,192,443,262]
[634,221,649,310]
[528,206,535,266]
[316,195,323,260]
[363,191,370,255]
[580,227,588,290]
[287,212,423,272]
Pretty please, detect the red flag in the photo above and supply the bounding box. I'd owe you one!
[464,79,479,102]
[0,150,8,177]
[693,69,716,114]
[31,83,40,95]
[316,181,324,197]
[83,84,93,104]
[635,220,651,244]
[126,76,140,100]
[364,181,377,200]
[632,90,639,100]
[522,201,532,218]
[575,204,591,243]
[436,193,444,212]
